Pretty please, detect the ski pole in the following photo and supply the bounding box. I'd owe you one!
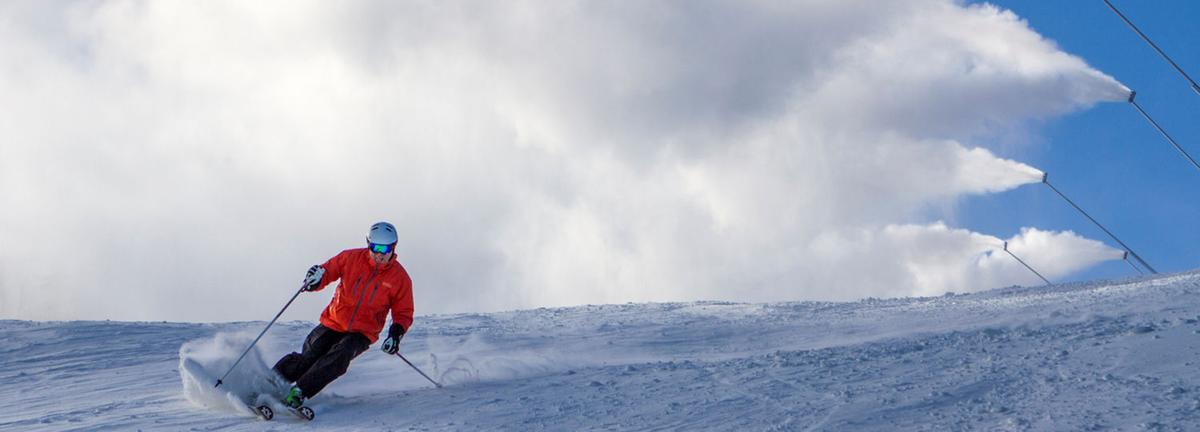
[395,352,443,388]
[215,284,307,388]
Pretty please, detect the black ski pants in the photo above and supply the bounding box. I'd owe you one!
[272,324,371,397]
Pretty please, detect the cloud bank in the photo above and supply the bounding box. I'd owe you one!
[0,1,1130,321]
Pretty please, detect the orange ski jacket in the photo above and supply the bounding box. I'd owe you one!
[311,248,413,344]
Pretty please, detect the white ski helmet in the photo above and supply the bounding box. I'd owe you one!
[367,221,398,246]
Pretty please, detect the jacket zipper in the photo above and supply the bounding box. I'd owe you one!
[345,269,378,333]
[363,278,383,318]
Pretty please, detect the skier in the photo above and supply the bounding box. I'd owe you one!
[271,221,414,409]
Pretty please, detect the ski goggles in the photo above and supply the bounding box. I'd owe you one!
[369,242,395,255]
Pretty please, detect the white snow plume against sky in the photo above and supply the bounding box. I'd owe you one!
[0,1,1131,321]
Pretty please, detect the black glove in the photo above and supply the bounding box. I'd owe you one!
[381,323,405,354]
[302,265,325,291]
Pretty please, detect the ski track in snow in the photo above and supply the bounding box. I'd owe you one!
[4,272,1200,430]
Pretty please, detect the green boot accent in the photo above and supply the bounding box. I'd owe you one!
[284,386,305,409]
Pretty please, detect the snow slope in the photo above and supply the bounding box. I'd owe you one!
[4,271,1200,431]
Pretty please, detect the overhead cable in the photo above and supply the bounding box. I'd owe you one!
[1041,173,1157,274]
[1128,91,1200,173]
[1103,0,1200,96]
[1002,241,1051,285]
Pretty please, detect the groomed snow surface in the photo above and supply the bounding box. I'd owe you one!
[4,271,1200,431]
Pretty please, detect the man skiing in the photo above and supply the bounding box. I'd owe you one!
[272,221,414,409]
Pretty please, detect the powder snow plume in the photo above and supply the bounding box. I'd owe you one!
[179,331,287,415]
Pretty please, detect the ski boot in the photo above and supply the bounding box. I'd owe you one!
[283,385,316,420]
[284,386,305,409]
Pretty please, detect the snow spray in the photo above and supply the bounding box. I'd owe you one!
[179,331,286,416]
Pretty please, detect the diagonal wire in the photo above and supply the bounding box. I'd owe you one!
[1002,241,1051,285]
[1041,173,1157,274]
[1103,0,1200,96]
[1128,92,1200,172]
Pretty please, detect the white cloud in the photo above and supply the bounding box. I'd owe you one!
[0,1,1129,321]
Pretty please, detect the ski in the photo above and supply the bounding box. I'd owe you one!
[288,405,316,421]
[242,388,314,421]
[248,401,313,421]
[253,405,274,421]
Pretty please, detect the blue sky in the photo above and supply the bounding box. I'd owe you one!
[964,0,1200,282]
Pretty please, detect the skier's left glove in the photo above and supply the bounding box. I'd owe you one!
[381,323,405,355]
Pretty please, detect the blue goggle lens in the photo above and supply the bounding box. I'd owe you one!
[369,243,394,254]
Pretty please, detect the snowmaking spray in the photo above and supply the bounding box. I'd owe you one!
[996,232,1142,287]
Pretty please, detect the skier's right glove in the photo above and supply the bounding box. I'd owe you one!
[302,265,325,291]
